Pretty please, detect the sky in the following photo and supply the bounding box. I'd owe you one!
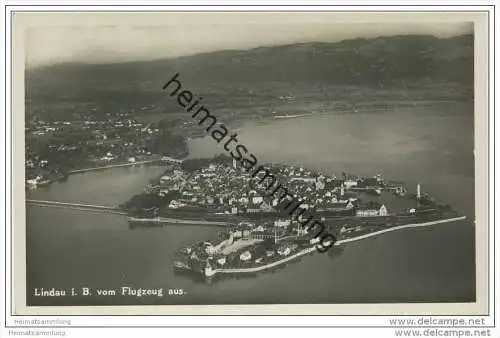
[23,13,473,67]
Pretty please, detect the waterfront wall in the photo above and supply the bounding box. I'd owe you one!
[205,216,467,277]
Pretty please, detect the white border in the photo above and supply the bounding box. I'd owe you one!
[1,2,497,334]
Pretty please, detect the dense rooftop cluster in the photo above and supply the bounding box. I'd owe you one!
[144,160,403,217]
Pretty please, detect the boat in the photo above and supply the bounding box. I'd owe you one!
[179,246,192,255]
[173,261,190,270]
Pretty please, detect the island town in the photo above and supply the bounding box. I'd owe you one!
[118,155,465,280]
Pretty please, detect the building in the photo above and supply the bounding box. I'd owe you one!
[252,196,263,205]
[246,208,261,213]
[259,202,274,212]
[169,200,186,209]
[274,219,291,227]
[356,204,388,217]
[240,251,252,261]
[344,179,358,188]
[315,179,325,191]
[205,244,217,256]
[277,245,292,256]
[158,188,169,197]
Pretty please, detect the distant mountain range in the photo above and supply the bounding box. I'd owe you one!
[26,34,473,117]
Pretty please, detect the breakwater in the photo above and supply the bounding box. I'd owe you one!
[334,216,466,245]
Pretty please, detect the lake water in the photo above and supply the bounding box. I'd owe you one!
[26,102,476,306]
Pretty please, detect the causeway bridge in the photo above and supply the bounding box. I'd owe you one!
[66,156,183,175]
[26,199,127,215]
[68,159,161,174]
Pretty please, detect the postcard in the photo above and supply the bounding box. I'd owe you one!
[9,10,490,316]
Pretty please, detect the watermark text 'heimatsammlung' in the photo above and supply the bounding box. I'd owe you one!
[162,73,336,252]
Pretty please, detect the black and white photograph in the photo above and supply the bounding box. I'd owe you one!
[10,10,489,317]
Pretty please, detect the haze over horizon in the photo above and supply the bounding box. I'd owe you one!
[24,14,472,67]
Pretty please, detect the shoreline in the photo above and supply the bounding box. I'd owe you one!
[27,156,176,188]
[202,215,467,277]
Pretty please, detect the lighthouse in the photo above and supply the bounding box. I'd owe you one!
[417,183,421,200]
